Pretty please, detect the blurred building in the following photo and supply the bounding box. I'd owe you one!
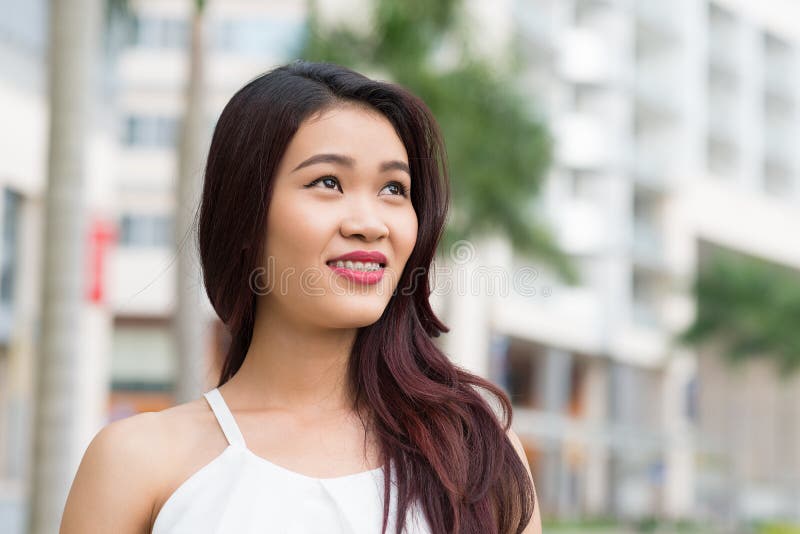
[0,0,48,530]
[106,0,307,414]
[6,0,800,531]
[0,0,118,529]
[443,0,800,524]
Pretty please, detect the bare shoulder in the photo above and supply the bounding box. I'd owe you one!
[506,427,542,534]
[61,410,169,534]
[151,397,230,524]
[506,427,529,468]
[61,397,217,534]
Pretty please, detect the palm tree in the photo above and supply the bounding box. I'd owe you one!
[174,0,209,403]
[29,0,103,532]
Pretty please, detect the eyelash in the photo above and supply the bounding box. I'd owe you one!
[304,175,410,198]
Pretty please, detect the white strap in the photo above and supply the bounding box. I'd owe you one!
[203,388,246,447]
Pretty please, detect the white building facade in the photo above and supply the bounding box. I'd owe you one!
[439,0,800,523]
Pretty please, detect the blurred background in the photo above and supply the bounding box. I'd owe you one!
[2,0,800,532]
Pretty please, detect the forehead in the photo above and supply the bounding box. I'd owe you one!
[278,105,409,171]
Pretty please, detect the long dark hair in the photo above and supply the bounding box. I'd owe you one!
[197,60,535,534]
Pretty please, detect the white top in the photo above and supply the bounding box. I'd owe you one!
[151,387,432,534]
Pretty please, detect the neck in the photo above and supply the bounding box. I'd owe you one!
[224,301,360,417]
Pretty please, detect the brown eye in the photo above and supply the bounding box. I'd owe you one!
[305,175,342,192]
[381,181,409,197]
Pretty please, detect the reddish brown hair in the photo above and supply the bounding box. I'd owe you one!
[197,60,534,533]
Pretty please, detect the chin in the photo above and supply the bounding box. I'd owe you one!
[326,301,387,328]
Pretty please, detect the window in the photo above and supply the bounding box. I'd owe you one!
[0,0,47,54]
[0,189,20,343]
[685,376,698,422]
[123,115,180,148]
[131,16,188,48]
[119,213,173,248]
[763,161,794,196]
[112,322,175,388]
[212,17,306,57]
[129,14,306,56]
[706,137,739,179]
[568,169,602,200]
[0,189,20,305]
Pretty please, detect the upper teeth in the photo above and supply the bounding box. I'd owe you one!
[328,260,383,271]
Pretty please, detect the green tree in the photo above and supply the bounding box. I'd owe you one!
[299,0,577,283]
[678,247,800,376]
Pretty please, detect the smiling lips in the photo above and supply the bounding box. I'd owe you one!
[326,263,385,285]
[326,250,387,265]
[325,250,387,285]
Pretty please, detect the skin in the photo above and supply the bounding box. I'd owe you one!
[60,104,541,534]
[508,427,543,534]
[224,102,418,418]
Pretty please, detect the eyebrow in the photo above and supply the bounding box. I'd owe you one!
[290,153,411,175]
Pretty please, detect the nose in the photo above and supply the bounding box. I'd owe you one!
[339,197,389,242]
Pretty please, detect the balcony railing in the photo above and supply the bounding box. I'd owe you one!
[764,59,798,98]
[632,220,668,273]
[708,30,740,74]
[635,66,682,120]
[513,0,556,51]
[635,0,680,43]
[633,148,674,193]
[763,123,797,164]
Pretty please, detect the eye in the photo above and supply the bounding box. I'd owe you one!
[304,176,409,197]
[381,181,410,198]
[305,175,342,192]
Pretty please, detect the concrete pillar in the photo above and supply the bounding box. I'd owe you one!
[540,347,573,412]
[738,19,763,191]
[488,332,511,392]
[441,236,494,378]
[662,349,696,518]
[584,356,610,515]
[537,347,573,516]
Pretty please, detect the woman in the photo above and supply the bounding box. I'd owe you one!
[61,60,540,534]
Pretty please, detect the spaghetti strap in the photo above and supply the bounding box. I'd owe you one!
[203,388,246,447]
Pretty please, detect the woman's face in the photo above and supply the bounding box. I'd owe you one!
[258,104,418,330]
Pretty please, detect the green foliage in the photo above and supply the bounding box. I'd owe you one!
[297,0,577,283]
[542,517,713,533]
[542,516,618,530]
[756,522,800,534]
[678,247,800,375]
[636,516,659,533]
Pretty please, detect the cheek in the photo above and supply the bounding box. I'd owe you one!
[264,196,322,259]
[263,215,306,276]
[393,210,419,261]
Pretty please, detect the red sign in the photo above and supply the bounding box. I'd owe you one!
[87,218,117,304]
